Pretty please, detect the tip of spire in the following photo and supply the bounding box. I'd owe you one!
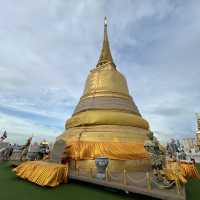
[96,17,115,68]
[104,16,107,26]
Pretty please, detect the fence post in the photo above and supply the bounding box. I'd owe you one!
[123,169,127,185]
[146,172,151,191]
[175,178,181,195]
[90,167,93,178]
[76,166,79,176]
[106,168,109,181]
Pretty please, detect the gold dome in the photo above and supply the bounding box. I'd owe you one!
[72,17,143,119]
[65,15,149,136]
[73,65,142,116]
[83,65,129,98]
[58,17,151,172]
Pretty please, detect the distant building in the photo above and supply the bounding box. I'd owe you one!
[0,141,10,149]
[29,142,40,152]
[181,114,200,153]
[196,113,200,148]
[181,138,196,153]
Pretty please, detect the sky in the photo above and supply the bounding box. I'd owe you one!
[0,0,199,144]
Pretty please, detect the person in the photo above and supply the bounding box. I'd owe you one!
[9,144,13,157]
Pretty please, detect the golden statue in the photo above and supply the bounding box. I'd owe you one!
[58,17,151,171]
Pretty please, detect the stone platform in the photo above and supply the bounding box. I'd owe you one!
[69,170,186,200]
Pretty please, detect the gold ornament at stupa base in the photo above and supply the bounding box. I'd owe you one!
[58,17,151,171]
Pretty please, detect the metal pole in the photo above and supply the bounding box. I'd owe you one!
[123,169,127,185]
[106,168,108,181]
[77,166,79,176]
[90,167,93,178]
[146,172,151,191]
[175,179,181,195]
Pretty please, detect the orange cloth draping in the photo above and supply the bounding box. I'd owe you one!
[165,161,200,184]
[66,141,150,160]
[13,161,68,187]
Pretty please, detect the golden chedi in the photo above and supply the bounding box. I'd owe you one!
[58,17,151,171]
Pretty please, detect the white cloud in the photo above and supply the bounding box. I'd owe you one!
[0,0,199,144]
[0,113,57,144]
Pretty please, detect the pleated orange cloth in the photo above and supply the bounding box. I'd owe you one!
[165,161,200,184]
[66,141,149,160]
[13,161,68,187]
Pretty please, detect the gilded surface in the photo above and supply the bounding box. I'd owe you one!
[74,93,140,115]
[13,161,68,187]
[59,125,149,144]
[83,66,129,98]
[66,110,149,129]
[58,125,151,171]
[58,18,151,172]
[66,141,149,160]
[97,16,114,67]
[165,161,200,183]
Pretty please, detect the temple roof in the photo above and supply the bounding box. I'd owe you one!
[97,17,115,67]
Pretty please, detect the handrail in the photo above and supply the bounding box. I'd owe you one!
[151,179,175,189]
[74,166,181,195]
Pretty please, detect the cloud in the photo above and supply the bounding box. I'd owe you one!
[0,0,199,144]
[0,112,57,144]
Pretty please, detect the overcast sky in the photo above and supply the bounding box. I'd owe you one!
[0,0,199,144]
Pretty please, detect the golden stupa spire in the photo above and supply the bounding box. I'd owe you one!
[97,17,115,67]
